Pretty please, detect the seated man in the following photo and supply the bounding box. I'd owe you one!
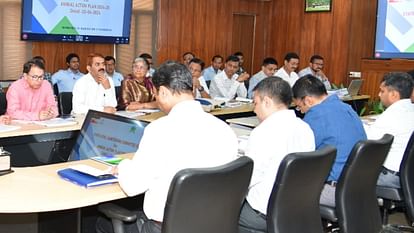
[209,55,250,99]
[274,52,300,87]
[189,58,210,99]
[247,57,278,98]
[104,56,124,87]
[182,51,195,67]
[51,53,84,93]
[202,55,223,83]
[6,59,58,121]
[365,72,414,188]
[298,54,331,90]
[72,53,117,114]
[292,75,367,207]
[239,77,315,232]
[407,70,414,102]
[96,61,239,233]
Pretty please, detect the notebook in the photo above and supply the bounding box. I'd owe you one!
[347,79,363,96]
[57,167,118,188]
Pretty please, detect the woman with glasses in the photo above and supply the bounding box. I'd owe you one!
[118,57,158,111]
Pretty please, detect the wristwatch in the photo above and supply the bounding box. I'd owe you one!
[197,86,204,92]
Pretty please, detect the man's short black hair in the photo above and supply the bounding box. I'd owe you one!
[189,58,205,70]
[23,59,45,73]
[66,53,80,64]
[234,51,244,57]
[382,72,414,99]
[226,55,240,63]
[104,56,116,63]
[262,57,278,66]
[310,55,324,63]
[253,76,292,107]
[152,61,193,94]
[284,52,300,62]
[212,55,223,62]
[182,52,195,58]
[292,74,327,99]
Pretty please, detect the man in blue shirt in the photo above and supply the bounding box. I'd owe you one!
[202,55,223,83]
[292,75,367,207]
[51,53,84,93]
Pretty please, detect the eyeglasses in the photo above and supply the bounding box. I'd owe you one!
[27,74,45,81]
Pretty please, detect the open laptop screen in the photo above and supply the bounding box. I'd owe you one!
[69,110,148,161]
[347,79,363,96]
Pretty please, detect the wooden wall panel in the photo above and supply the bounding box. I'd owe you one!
[156,0,380,87]
[32,42,112,74]
[361,59,414,100]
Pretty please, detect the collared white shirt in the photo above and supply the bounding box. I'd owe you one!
[72,73,117,114]
[274,67,299,87]
[245,109,315,214]
[117,100,239,221]
[209,71,247,99]
[298,67,332,90]
[365,99,414,171]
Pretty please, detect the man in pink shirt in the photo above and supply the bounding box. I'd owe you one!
[6,59,58,121]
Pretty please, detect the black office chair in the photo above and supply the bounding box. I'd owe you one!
[98,156,254,233]
[267,146,336,233]
[320,134,394,233]
[115,86,121,102]
[376,131,414,231]
[0,91,7,115]
[58,92,73,115]
[239,146,336,233]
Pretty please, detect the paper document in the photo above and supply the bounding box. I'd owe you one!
[115,111,146,118]
[136,109,161,114]
[33,118,78,127]
[69,164,112,177]
[0,124,21,133]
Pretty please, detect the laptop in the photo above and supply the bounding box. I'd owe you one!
[347,79,363,96]
[68,110,148,162]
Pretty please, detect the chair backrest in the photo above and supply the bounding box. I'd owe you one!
[58,92,73,115]
[0,91,6,115]
[161,156,253,233]
[267,146,336,233]
[399,131,414,222]
[336,134,394,233]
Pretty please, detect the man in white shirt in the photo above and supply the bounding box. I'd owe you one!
[365,72,414,188]
[96,61,239,233]
[104,56,124,87]
[248,57,278,98]
[239,77,315,232]
[274,52,300,87]
[209,55,250,99]
[298,54,331,90]
[189,58,210,98]
[72,53,117,114]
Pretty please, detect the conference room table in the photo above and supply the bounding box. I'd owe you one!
[0,116,84,167]
[0,153,132,233]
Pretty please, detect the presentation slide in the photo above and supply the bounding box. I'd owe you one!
[30,0,125,36]
[375,0,414,58]
[75,116,147,159]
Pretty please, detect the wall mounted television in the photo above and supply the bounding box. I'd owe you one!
[374,0,414,59]
[21,0,132,44]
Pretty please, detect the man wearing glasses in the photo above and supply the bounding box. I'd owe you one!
[298,55,332,90]
[6,59,58,121]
